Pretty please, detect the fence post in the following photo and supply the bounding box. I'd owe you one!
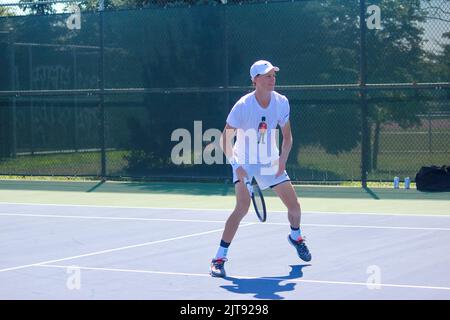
[72,47,78,153]
[359,0,369,188]
[98,0,106,179]
[0,31,10,158]
[28,45,35,155]
[223,4,230,180]
[8,29,17,158]
[428,112,432,154]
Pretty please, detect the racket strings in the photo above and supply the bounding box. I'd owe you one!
[253,189,264,213]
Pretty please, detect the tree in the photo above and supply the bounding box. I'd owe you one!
[1,6,14,17]
[365,0,446,171]
[79,0,229,11]
[291,0,432,172]
[3,0,446,179]
[19,0,56,15]
[119,3,227,175]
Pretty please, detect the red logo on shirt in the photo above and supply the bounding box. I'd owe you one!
[258,118,267,144]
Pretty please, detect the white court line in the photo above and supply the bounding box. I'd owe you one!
[268,222,450,231]
[0,223,255,273]
[0,201,449,217]
[0,212,226,224]
[1,212,450,231]
[37,264,450,292]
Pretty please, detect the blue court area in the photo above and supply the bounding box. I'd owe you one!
[1,202,449,300]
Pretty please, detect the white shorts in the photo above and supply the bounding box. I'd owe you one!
[232,162,290,190]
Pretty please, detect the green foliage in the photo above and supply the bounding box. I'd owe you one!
[18,0,56,15]
[1,0,448,180]
[0,6,13,17]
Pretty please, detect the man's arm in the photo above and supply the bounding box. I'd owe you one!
[276,120,293,177]
[220,123,248,182]
[220,123,236,162]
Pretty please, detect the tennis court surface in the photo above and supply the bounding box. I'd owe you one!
[0,180,449,300]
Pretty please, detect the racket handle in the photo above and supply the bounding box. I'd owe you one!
[243,177,253,195]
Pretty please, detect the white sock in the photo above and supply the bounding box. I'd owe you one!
[215,246,228,260]
[290,227,301,240]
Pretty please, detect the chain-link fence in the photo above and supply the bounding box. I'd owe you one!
[0,0,449,184]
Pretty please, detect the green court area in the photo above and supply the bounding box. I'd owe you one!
[0,179,448,216]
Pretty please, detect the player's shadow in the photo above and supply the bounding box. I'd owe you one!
[220,264,311,300]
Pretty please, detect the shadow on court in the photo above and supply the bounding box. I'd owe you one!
[1,180,449,200]
[220,264,311,300]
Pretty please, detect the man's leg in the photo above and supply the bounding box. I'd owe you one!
[272,181,311,262]
[222,180,251,243]
[210,181,251,277]
[272,180,301,228]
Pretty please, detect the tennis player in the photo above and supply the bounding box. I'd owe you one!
[210,60,311,277]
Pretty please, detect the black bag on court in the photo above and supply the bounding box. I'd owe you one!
[415,166,450,192]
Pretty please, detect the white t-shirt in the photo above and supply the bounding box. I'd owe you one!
[226,90,290,165]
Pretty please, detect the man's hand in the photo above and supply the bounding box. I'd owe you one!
[236,166,248,183]
[275,158,286,178]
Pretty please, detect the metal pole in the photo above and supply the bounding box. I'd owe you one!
[359,0,369,188]
[223,4,230,179]
[29,45,34,155]
[428,113,432,154]
[99,0,106,179]
[73,47,78,152]
[0,31,9,158]
[8,29,17,158]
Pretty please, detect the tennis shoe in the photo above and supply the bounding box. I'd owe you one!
[288,235,312,262]
[210,258,227,277]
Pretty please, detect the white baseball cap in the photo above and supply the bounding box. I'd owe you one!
[250,60,280,81]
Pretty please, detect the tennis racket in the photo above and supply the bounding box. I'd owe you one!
[244,177,267,222]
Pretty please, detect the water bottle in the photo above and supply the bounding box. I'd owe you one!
[393,176,399,189]
[404,177,410,189]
